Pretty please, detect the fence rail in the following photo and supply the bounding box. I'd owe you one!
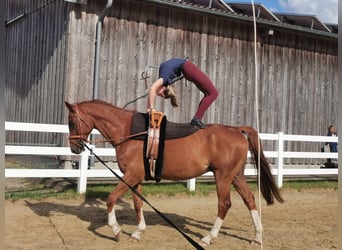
[5,122,338,193]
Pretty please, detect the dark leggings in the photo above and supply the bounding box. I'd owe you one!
[182,61,218,120]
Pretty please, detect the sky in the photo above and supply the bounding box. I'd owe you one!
[226,0,338,24]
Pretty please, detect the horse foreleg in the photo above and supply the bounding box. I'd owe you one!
[232,174,263,244]
[108,205,122,240]
[130,184,146,241]
[107,180,134,240]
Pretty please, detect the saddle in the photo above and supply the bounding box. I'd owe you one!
[130,112,199,182]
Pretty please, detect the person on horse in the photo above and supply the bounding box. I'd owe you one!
[146,57,218,129]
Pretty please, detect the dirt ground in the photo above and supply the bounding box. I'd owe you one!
[5,187,337,250]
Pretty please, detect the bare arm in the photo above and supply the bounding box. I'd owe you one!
[147,78,164,112]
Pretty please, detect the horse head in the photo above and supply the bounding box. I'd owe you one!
[65,101,94,154]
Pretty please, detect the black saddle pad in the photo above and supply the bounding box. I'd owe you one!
[130,112,199,140]
[130,112,199,182]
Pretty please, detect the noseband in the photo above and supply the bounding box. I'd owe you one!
[68,105,93,147]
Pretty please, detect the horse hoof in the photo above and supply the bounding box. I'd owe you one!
[251,239,261,245]
[198,239,210,248]
[131,231,143,241]
[129,236,140,243]
[113,229,122,242]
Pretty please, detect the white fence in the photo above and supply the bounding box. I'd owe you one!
[5,122,338,193]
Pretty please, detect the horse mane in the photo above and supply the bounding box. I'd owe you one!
[78,99,115,106]
[78,99,136,112]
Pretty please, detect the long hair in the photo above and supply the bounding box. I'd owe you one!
[164,86,179,107]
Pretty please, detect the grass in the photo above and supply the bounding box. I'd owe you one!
[5,179,337,201]
[282,179,338,191]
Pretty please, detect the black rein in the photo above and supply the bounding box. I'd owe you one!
[82,143,205,250]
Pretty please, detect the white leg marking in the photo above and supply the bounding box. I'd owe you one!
[131,209,146,240]
[137,209,146,231]
[210,217,224,238]
[108,206,122,236]
[250,209,263,243]
[201,217,223,246]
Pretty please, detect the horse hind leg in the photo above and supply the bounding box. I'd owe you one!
[232,174,263,244]
[250,210,263,244]
[200,217,225,247]
[200,177,232,247]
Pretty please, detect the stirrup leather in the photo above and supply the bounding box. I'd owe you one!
[146,111,164,178]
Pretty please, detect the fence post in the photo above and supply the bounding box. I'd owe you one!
[77,145,90,193]
[276,132,284,188]
[187,178,196,191]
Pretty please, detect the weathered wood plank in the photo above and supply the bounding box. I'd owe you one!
[5,0,337,164]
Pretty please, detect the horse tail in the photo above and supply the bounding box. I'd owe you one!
[241,127,284,205]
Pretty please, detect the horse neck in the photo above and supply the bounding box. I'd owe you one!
[81,103,133,145]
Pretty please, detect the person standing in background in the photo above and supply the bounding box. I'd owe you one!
[326,125,338,163]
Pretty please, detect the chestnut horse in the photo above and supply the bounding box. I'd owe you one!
[65,100,283,247]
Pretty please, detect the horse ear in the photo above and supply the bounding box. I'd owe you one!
[65,101,75,112]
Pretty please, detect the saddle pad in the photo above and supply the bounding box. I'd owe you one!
[130,112,199,140]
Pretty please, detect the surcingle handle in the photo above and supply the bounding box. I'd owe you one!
[150,111,164,129]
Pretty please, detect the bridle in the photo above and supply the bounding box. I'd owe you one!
[68,104,148,148]
[68,105,94,149]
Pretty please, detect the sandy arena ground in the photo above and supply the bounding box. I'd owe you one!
[5,187,337,250]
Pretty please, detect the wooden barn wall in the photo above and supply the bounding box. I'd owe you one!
[64,1,337,164]
[5,0,69,145]
[6,0,337,164]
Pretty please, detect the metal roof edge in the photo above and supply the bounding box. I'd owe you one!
[226,2,281,22]
[218,0,235,12]
[258,3,281,22]
[136,0,337,39]
[274,12,333,33]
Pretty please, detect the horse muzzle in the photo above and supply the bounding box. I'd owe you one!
[69,138,85,154]
[70,144,85,154]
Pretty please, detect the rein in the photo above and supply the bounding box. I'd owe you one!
[68,104,148,146]
[69,130,148,146]
[82,143,204,250]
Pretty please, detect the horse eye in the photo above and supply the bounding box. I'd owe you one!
[68,121,76,130]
